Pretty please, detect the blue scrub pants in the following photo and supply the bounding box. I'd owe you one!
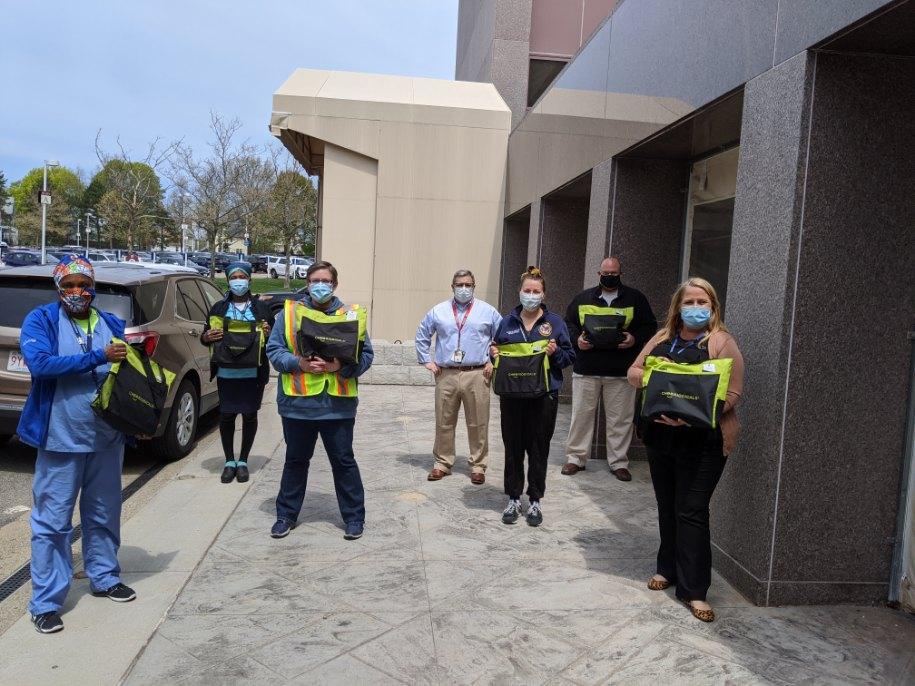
[28,446,124,615]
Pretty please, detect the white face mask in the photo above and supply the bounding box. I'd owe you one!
[453,286,474,304]
[519,292,542,311]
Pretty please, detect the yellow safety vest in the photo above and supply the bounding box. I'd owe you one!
[280,299,366,398]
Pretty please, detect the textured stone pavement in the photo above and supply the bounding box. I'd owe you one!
[125,386,915,685]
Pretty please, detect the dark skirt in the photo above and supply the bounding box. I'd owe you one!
[217,376,266,415]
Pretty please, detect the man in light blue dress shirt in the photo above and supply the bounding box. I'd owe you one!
[415,269,502,484]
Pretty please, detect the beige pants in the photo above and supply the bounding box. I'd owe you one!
[565,375,635,470]
[433,368,491,474]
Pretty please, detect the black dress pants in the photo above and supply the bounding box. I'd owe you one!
[500,394,559,500]
[646,427,726,602]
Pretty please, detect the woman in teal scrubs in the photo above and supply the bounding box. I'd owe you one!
[18,255,137,634]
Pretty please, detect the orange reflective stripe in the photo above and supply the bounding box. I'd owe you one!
[337,374,349,395]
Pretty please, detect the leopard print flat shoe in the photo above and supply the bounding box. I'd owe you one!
[647,576,671,591]
[683,599,715,623]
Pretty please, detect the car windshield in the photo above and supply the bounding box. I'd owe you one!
[0,278,135,328]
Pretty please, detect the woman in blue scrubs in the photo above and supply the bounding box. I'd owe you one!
[18,255,137,634]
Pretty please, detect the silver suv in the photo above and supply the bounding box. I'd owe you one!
[0,263,225,460]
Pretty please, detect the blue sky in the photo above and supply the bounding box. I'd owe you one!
[1,1,458,183]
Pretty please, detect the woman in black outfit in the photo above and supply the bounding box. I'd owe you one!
[201,262,273,483]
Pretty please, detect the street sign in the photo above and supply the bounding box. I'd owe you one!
[39,191,51,205]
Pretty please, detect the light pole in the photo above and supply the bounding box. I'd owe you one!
[85,210,95,257]
[40,159,59,265]
[75,218,81,249]
[180,192,190,265]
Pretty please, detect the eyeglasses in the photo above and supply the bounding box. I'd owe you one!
[598,271,620,277]
[309,278,334,285]
[452,283,475,288]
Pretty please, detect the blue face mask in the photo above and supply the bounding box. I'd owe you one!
[681,306,712,329]
[309,282,334,304]
[228,279,249,296]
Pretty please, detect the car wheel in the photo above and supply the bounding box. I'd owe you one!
[270,269,278,279]
[148,379,198,462]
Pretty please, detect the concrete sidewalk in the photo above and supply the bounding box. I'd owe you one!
[0,385,287,685]
[2,384,913,684]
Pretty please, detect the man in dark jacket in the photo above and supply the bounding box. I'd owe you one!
[562,256,656,480]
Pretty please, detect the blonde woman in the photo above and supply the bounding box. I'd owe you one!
[627,277,744,623]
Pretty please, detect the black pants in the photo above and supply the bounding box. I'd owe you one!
[646,428,726,602]
[500,394,559,500]
[219,412,258,462]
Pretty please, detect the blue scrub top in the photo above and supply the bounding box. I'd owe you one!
[217,300,258,379]
[45,306,123,452]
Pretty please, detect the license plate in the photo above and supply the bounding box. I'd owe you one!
[6,351,29,373]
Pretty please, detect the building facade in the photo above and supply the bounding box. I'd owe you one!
[456,0,915,607]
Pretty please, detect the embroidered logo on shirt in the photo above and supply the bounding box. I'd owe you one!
[538,323,553,337]
[506,328,521,335]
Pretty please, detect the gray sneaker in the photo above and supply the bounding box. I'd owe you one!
[526,501,543,527]
[501,499,522,525]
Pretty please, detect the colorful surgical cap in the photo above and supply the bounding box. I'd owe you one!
[52,254,95,287]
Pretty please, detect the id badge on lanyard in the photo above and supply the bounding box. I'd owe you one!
[452,301,474,364]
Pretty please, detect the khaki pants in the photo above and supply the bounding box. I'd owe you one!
[433,368,491,474]
[565,375,635,470]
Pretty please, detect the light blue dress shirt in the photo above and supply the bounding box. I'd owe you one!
[217,301,258,379]
[415,298,503,367]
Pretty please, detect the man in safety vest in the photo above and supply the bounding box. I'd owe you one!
[265,260,374,540]
[562,256,656,480]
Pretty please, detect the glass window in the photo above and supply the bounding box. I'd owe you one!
[197,280,225,308]
[0,278,133,328]
[528,59,568,107]
[175,279,209,323]
[682,147,739,313]
[132,281,167,325]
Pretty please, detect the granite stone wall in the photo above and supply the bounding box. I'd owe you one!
[715,50,915,606]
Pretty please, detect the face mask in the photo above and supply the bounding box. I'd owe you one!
[228,279,249,296]
[309,282,334,304]
[453,286,474,304]
[519,292,543,312]
[681,306,712,329]
[59,287,95,315]
[600,274,621,290]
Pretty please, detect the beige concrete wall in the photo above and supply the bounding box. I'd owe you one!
[272,70,511,341]
[320,143,378,315]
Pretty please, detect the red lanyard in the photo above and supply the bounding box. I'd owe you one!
[452,300,474,348]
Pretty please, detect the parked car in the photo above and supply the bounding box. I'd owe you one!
[189,252,212,269]
[213,252,236,273]
[266,255,310,280]
[154,253,208,276]
[3,250,42,267]
[247,254,269,273]
[0,264,226,460]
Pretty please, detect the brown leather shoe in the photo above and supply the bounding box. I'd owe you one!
[427,468,449,481]
[611,468,632,482]
[470,472,485,485]
[561,463,585,475]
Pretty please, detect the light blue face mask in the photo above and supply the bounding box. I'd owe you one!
[519,292,543,312]
[453,286,474,304]
[228,279,249,296]
[681,306,712,329]
[309,282,334,304]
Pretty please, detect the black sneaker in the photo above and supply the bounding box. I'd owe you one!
[31,612,64,634]
[501,499,522,525]
[271,519,293,538]
[235,463,249,483]
[526,501,543,527]
[220,465,237,483]
[92,582,137,602]
[344,522,364,540]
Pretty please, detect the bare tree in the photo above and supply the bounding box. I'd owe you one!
[259,163,317,287]
[93,132,176,249]
[167,114,277,276]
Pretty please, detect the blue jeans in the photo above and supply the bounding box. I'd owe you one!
[29,446,124,615]
[276,417,365,526]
